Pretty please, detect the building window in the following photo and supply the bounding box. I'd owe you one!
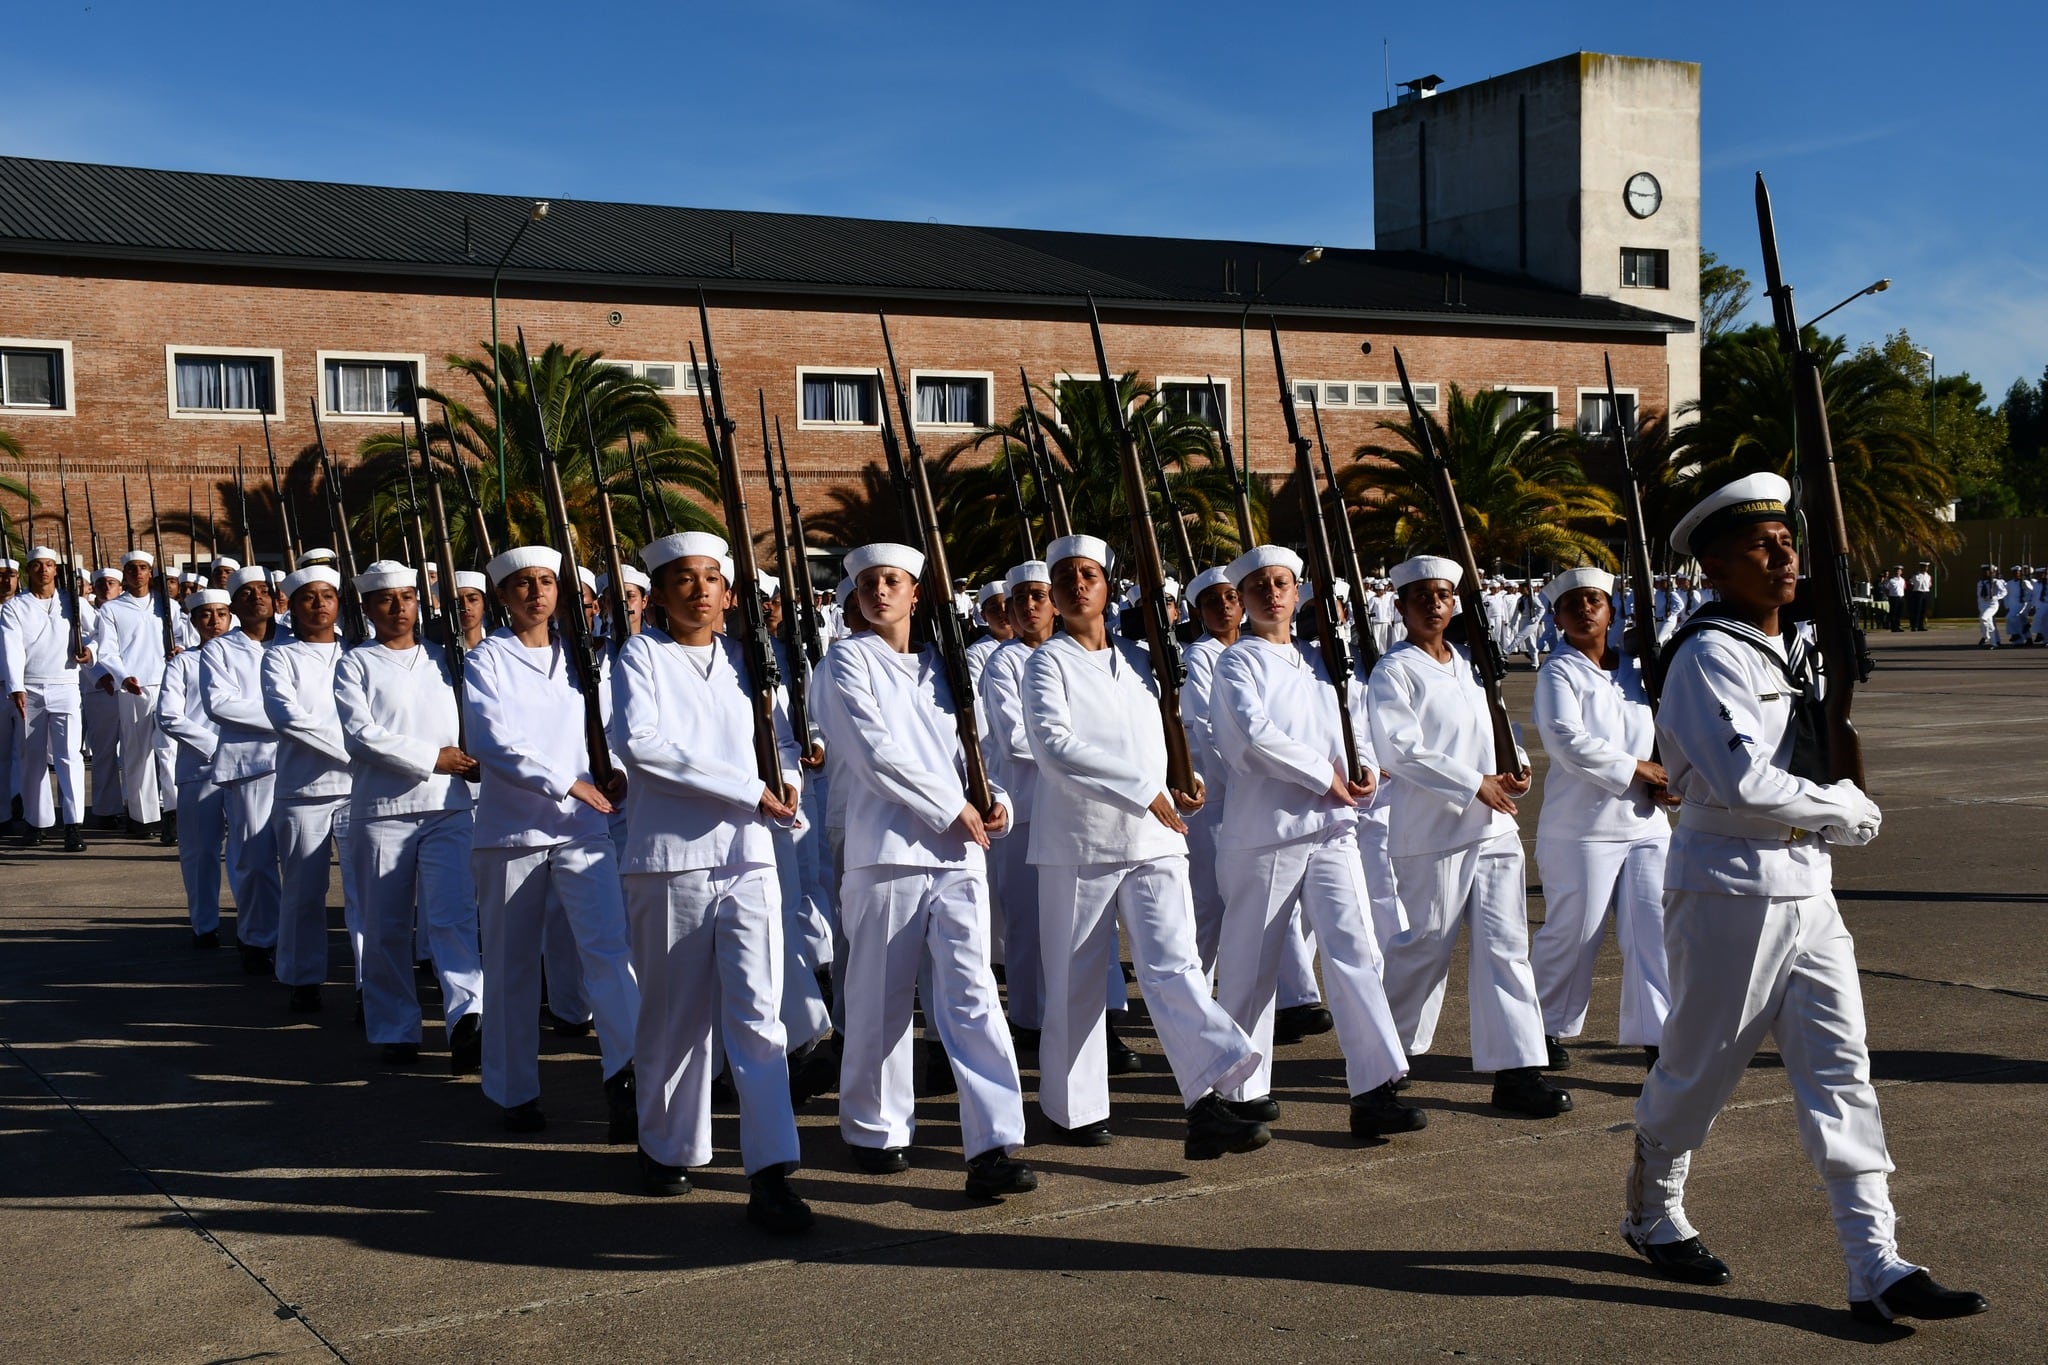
[1620,248,1669,289]
[798,369,879,427]
[1158,379,1229,431]
[0,344,64,410]
[1500,388,1557,433]
[1289,379,1405,409]
[605,360,704,394]
[1578,390,1637,436]
[323,358,415,416]
[912,372,991,428]
[167,347,281,418]
[1352,383,1379,407]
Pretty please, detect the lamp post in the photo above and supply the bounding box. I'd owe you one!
[1238,245,1323,492]
[488,201,551,537]
[1804,277,1890,331]
[1916,348,1937,447]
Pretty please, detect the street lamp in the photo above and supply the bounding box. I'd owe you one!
[1804,277,1890,331]
[488,200,551,536]
[1917,348,1937,445]
[1239,245,1324,491]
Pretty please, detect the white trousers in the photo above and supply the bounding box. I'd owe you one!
[353,809,484,1043]
[1185,804,1226,976]
[473,836,640,1108]
[1,691,22,807]
[83,687,123,818]
[274,796,354,988]
[1629,889,1918,1300]
[115,686,172,824]
[771,823,832,1051]
[541,898,590,1024]
[1533,833,1671,1045]
[837,863,1025,1158]
[795,772,836,965]
[1977,603,2000,645]
[1037,855,1260,1127]
[175,776,227,935]
[1277,913,1321,1009]
[1357,804,1407,953]
[625,865,799,1174]
[222,772,281,948]
[19,693,84,827]
[1218,825,1408,1101]
[991,822,1045,1028]
[1383,832,1548,1073]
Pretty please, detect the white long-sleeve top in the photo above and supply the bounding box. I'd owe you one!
[335,640,470,820]
[977,638,1040,822]
[967,634,1002,694]
[1179,633,1232,825]
[1,590,95,710]
[261,638,352,800]
[464,630,616,850]
[813,632,1000,874]
[156,648,218,786]
[201,626,280,782]
[812,636,858,834]
[613,627,800,874]
[1211,635,1377,852]
[1658,623,1870,898]
[92,592,176,689]
[1023,632,1183,866]
[1368,640,1521,858]
[1531,646,1668,844]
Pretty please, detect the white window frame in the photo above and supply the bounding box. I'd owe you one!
[1574,386,1640,436]
[1154,376,1232,438]
[606,359,700,395]
[908,369,995,431]
[0,338,76,417]
[1496,384,1560,434]
[314,350,427,422]
[1378,379,1437,410]
[795,366,882,431]
[165,345,283,421]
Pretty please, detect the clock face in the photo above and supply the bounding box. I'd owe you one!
[1625,172,1662,219]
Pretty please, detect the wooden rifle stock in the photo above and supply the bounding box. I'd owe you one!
[408,391,470,747]
[1207,374,1255,550]
[774,418,824,668]
[55,458,86,660]
[757,393,812,755]
[1019,370,1072,539]
[1138,420,1197,581]
[1604,353,1663,710]
[308,401,367,643]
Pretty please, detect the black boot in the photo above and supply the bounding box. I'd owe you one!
[381,1042,421,1066]
[1643,1044,1661,1071]
[190,929,220,950]
[605,1066,638,1144]
[1272,1003,1334,1044]
[1848,1269,1989,1324]
[1350,1081,1428,1138]
[287,984,322,1013]
[448,1013,482,1075]
[240,944,273,976]
[638,1148,689,1197]
[1543,1035,1571,1071]
[61,823,86,853]
[914,1038,958,1097]
[748,1163,816,1231]
[964,1148,1038,1200]
[1491,1066,1572,1117]
[502,1099,546,1133]
[1184,1093,1272,1160]
[1623,1228,1732,1285]
[1222,1095,1280,1123]
[788,1037,839,1106]
[159,813,178,846]
[1049,1118,1113,1147]
[1104,1020,1142,1076]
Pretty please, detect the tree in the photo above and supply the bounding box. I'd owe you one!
[0,427,25,546]
[1700,250,1753,345]
[2002,368,2048,516]
[1344,384,1621,571]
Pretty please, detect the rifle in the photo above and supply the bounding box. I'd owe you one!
[1085,296,1199,800]
[1019,368,1072,538]
[999,432,1038,561]
[147,470,175,661]
[1,476,13,572]
[1604,352,1662,707]
[1138,420,1197,581]
[22,468,32,557]
[1271,328,1365,783]
[688,299,785,795]
[308,401,367,643]
[1392,346,1524,778]
[774,416,824,668]
[758,390,813,755]
[516,328,615,787]
[1308,390,1382,671]
[873,365,925,555]
[1756,173,1869,788]
[408,389,470,741]
[260,409,302,565]
[879,313,996,814]
[1207,374,1256,549]
[186,484,196,581]
[235,449,255,566]
[371,488,386,562]
[54,458,85,661]
[398,428,433,614]
[207,485,218,570]
[121,475,135,566]
[579,392,634,649]
[622,423,658,544]
[83,482,103,578]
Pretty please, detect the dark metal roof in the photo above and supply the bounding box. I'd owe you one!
[0,155,1690,334]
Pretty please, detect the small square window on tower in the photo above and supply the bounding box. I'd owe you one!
[1620,248,1669,289]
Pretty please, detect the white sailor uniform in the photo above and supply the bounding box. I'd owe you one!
[92,589,179,825]
[202,626,283,951]
[158,647,226,935]
[1,589,95,829]
[261,637,357,989]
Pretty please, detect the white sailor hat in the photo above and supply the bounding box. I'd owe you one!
[1301,576,1351,604]
[298,547,338,567]
[454,570,489,593]
[487,546,562,586]
[617,564,650,592]
[268,570,286,588]
[1225,545,1304,588]
[1045,533,1114,575]
[281,565,342,598]
[1004,560,1051,594]
[845,542,926,580]
[1185,565,1233,604]
[977,580,1006,607]
[1541,566,1616,607]
[26,545,59,564]
[574,565,598,593]
[214,556,241,573]
[186,588,232,611]
[95,565,122,583]
[1669,472,1792,557]
[642,531,729,574]
[354,559,414,594]
[0,557,16,571]
[122,549,154,567]
[424,562,438,574]
[180,571,201,586]
[227,565,270,593]
[1391,555,1463,590]
[835,576,858,608]
[758,572,782,598]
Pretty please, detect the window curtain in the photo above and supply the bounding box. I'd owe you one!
[177,355,268,411]
[330,362,405,414]
[804,375,871,423]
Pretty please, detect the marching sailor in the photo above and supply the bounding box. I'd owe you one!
[1974,566,2002,648]
[2,545,97,851]
[0,551,20,834]
[92,549,179,838]
[1210,546,1423,1139]
[157,589,234,947]
[1527,568,1673,1070]
[334,561,485,1071]
[202,566,285,973]
[977,559,1056,1048]
[1022,534,1268,1157]
[83,565,127,830]
[1621,473,1986,1326]
[1368,555,1571,1118]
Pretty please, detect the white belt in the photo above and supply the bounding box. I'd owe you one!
[1676,803,1811,843]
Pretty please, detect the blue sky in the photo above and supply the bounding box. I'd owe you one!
[7,1,2043,396]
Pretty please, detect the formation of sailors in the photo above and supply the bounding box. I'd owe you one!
[0,470,1986,1324]
[1974,563,2048,647]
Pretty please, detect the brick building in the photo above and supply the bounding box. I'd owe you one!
[0,54,1695,569]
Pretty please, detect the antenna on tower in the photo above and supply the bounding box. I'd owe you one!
[1384,40,1392,108]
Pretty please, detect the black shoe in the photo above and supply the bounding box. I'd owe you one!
[240,944,272,976]
[1223,1095,1281,1123]
[1049,1118,1113,1147]
[381,1042,421,1066]
[1350,1081,1428,1138]
[711,1069,738,1107]
[287,984,322,1013]
[13,821,40,846]
[849,1143,910,1175]
[159,814,178,846]
[1010,1024,1042,1054]
[965,1148,1038,1199]
[1272,1003,1334,1044]
[547,1010,594,1038]
[124,816,148,839]
[1623,1228,1732,1286]
[748,1164,814,1231]
[1390,1074,1413,1092]
[1643,1045,1660,1071]
[1848,1270,1988,1324]
[604,1066,638,1144]
[503,1100,547,1134]
[1104,1023,1143,1076]
[788,1037,839,1106]
[190,930,220,950]
[638,1148,690,1197]
[62,823,86,853]
[1184,1093,1272,1161]
[448,1013,482,1075]
[915,1039,958,1097]
[1491,1066,1572,1117]
[814,966,835,1013]
[1543,1035,1571,1071]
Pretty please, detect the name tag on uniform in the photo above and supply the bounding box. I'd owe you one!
[1757,692,1781,702]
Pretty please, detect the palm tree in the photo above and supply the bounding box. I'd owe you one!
[0,427,26,548]
[1344,384,1621,570]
